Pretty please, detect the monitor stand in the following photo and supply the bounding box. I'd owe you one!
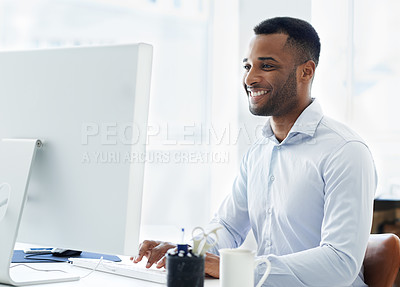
[0,139,79,286]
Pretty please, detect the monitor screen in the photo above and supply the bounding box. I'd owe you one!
[0,43,153,256]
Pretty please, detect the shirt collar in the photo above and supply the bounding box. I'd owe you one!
[262,98,324,139]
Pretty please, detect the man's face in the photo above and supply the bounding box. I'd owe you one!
[243,33,299,117]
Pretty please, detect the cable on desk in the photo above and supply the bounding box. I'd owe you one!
[79,256,104,279]
[10,264,69,274]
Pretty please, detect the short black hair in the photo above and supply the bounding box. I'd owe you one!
[254,17,320,66]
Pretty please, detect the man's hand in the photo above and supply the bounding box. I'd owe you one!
[131,240,221,278]
[130,240,176,269]
[205,252,220,278]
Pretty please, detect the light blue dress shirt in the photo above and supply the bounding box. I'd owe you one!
[209,99,377,286]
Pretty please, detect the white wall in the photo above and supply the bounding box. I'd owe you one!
[208,0,240,215]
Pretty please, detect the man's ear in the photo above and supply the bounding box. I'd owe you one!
[300,60,316,82]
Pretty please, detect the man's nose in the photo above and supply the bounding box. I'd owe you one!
[244,67,261,87]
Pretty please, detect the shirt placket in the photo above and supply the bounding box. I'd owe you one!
[264,141,280,254]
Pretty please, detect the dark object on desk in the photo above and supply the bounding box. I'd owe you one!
[12,250,121,263]
[167,251,204,287]
[51,248,82,257]
[374,198,400,212]
[363,233,400,287]
[372,198,400,236]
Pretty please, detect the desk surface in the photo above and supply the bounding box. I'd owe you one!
[3,261,219,287]
[7,240,219,287]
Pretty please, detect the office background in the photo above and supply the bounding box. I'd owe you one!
[0,0,399,241]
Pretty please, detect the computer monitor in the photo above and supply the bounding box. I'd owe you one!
[0,43,153,285]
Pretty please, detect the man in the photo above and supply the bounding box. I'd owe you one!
[133,17,376,286]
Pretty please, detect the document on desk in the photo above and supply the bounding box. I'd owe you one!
[12,250,121,263]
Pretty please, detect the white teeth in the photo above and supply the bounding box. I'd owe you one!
[251,90,268,97]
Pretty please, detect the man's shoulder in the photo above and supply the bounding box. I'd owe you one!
[318,115,365,144]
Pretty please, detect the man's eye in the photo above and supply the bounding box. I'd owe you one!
[262,64,273,69]
[243,64,251,71]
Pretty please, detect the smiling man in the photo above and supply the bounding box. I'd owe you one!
[133,17,377,286]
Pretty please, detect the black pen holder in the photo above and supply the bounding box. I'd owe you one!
[166,253,204,287]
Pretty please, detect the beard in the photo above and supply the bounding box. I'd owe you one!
[248,68,298,117]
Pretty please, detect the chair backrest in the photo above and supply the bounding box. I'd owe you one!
[363,233,400,287]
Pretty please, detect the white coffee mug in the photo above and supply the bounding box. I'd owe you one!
[219,249,271,287]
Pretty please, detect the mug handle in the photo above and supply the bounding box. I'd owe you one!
[254,257,271,287]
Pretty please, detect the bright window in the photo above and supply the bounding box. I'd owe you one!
[312,0,400,197]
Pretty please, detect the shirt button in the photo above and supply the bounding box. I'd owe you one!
[267,208,272,214]
[266,240,272,246]
[270,175,275,182]
[276,146,281,150]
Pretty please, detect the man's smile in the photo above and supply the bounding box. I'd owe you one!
[247,89,271,103]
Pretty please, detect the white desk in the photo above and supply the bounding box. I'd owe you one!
[5,256,219,287]
[7,239,220,287]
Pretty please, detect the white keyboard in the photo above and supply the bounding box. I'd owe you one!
[69,258,167,284]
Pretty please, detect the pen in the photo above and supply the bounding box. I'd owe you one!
[177,228,188,255]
